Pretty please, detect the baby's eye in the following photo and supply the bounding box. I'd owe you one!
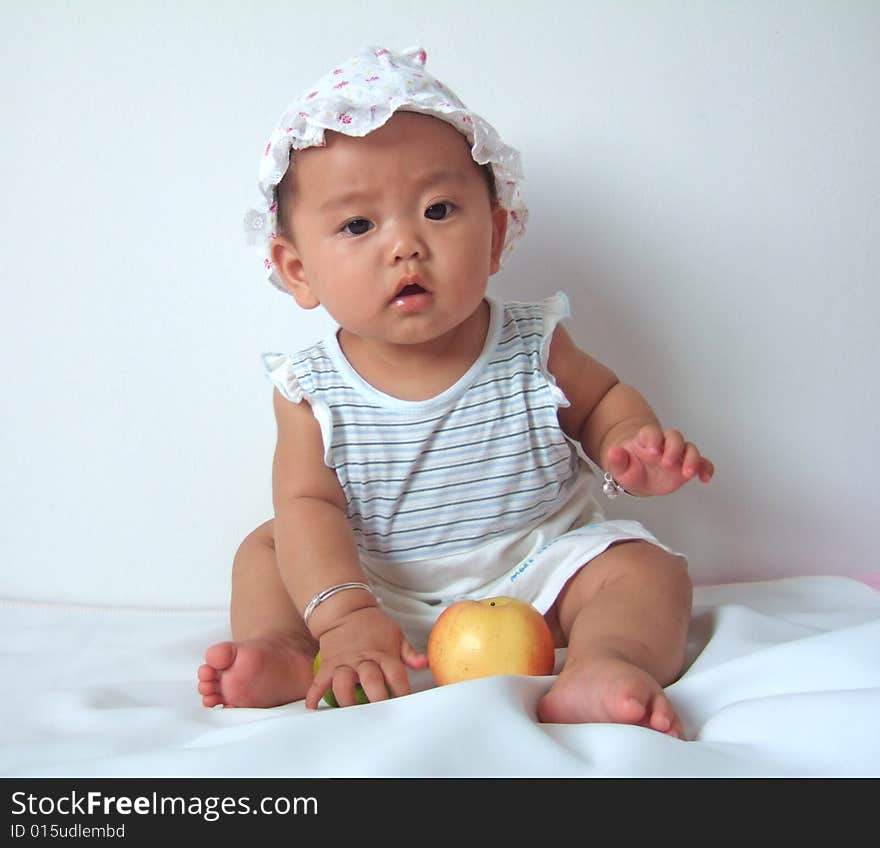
[425,202,455,221]
[342,218,373,236]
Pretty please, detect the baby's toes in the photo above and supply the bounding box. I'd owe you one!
[615,693,651,725]
[197,677,225,708]
[197,677,218,696]
[646,694,681,737]
[197,662,219,683]
[197,661,229,707]
[204,641,237,671]
[603,671,658,725]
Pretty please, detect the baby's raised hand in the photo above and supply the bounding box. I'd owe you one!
[306,606,427,709]
[605,424,713,497]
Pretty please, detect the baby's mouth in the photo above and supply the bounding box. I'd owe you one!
[390,278,429,303]
[389,277,432,312]
[397,283,426,297]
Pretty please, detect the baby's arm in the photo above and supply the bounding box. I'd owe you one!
[548,326,714,496]
[271,388,427,707]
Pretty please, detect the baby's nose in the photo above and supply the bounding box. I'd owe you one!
[390,224,426,262]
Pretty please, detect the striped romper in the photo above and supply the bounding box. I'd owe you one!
[264,291,674,649]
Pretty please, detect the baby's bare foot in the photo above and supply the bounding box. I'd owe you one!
[197,635,315,708]
[537,655,685,738]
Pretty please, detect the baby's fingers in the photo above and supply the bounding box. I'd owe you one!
[305,668,334,710]
[633,424,664,460]
[401,639,429,671]
[680,444,714,483]
[681,443,702,480]
[659,429,686,468]
[606,444,634,478]
[379,661,413,700]
[698,456,715,483]
[357,660,392,704]
[359,639,428,701]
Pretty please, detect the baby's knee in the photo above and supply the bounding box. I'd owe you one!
[611,543,692,604]
[644,549,692,617]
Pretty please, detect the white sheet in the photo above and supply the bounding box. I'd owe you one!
[3,575,879,777]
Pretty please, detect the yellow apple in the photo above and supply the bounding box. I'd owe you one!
[427,596,555,686]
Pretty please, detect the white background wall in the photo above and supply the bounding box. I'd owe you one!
[2,1,878,608]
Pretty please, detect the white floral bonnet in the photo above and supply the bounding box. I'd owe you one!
[243,46,529,293]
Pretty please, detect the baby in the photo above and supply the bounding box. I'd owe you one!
[198,46,713,737]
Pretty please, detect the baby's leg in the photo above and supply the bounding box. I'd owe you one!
[197,519,317,708]
[538,541,692,737]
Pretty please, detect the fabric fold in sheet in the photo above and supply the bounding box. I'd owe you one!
[3,575,879,777]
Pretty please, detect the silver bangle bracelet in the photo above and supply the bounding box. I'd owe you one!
[302,581,374,627]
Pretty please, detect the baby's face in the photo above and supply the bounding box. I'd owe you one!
[271,111,507,349]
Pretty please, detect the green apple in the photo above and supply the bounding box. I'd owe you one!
[312,652,370,707]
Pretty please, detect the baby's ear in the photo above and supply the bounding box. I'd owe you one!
[270,237,320,309]
[489,203,508,275]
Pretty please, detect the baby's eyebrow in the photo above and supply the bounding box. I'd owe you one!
[414,168,470,189]
[318,189,374,212]
[318,169,470,212]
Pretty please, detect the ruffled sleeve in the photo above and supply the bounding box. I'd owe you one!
[259,352,334,466]
[539,291,572,408]
[261,353,305,403]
